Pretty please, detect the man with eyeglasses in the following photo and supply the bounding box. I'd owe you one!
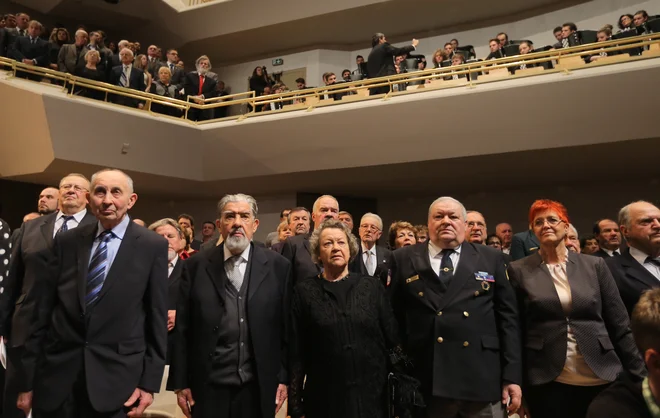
[349,213,392,287]
[465,211,487,245]
[0,173,95,418]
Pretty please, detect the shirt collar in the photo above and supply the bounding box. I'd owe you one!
[428,240,462,258]
[56,208,87,223]
[630,246,652,266]
[95,215,130,240]
[361,242,376,255]
[601,247,617,256]
[223,242,252,263]
[170,255,179,267]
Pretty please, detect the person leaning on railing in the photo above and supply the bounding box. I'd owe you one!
[74,49,106,101]
[183,55,217,121]
[587,28,616,63]
[149,66,183,117]
[10,20,50,81]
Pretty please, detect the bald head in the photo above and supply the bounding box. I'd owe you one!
[619,201,660,258]
[38,187,60,215]
[495,223,513,248]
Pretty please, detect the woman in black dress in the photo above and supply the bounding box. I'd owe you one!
[48,28,70,71]
[289,219,400,418]
[75,50,106,101]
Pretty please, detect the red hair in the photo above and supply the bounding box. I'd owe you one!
[528,199,570,226]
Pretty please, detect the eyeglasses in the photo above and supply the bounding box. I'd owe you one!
[359,225,381,232]
[533,217,563,228]
[467,222,486,228]
[60,184,88,193]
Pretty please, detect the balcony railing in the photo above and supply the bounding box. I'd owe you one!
[1,33,659,125]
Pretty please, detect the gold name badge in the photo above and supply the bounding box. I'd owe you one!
[406,275,419,284]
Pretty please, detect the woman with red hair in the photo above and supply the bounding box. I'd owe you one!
[507,200,645,418]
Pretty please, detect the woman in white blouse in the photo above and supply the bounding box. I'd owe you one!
[507,199,645,418]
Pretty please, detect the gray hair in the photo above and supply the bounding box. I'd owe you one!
[217,193,258,218]
[75,29,88,38]
[148,218,184,239]
[90,168,134,193]
[85,49,100,63]
[118,40,129,48]
[428,196,468,220]
[619,200,657,229]
[360,212,383,230]
[119,47,134,58]
[308,219,359,265]
[196,55,212,68]
[568,224,579,236]
[312,194,338,214]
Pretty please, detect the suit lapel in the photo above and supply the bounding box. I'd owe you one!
[77,223,98,312]
[206,244,228,305]
[529,252,566,317]
[247,244,268,302]
[436,243,477,311]
[40,214,56,248]
[93,222,139,306]
[565,252,581,316]
[621,250,659,289]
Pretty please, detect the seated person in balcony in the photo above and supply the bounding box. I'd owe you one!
[617,14,635,33]
[58,29,89,75]
[11,20,50,81]
[587,28,617,63]
[634,10,649,29]
[342,69,352,82]
[486,38,505,60]
[444,52,468,81]
[444,42,455,58]
[321,72,347,101]
[184,55,217,121]
[513,41,537,73]
[249,66,271,96]
[109,48,145,109]
[367,32,418,94]
[295,77,310,90]
[74,49,106,101]
[553,22,577,49]
[261,83,288,111]
[450,38,459,50]
[497,32,511,47]
[150,66,182,117]
[553,26,563,44]
[431,48,448,68]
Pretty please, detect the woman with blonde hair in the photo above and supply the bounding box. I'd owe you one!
[133,54,153,91]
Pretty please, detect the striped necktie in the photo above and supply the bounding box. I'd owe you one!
[86,230,114,306]
[120,66,129,87]
[562,38,569,48]
[57,215,75,235]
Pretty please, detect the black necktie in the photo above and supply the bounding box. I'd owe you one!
[439,249,455,285]
[613,250,621,256]
[57,216,75,235]
[646,257,660,268]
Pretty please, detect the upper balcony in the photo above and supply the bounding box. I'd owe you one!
[1,34,659,199]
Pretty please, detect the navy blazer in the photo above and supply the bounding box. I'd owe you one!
[11,36,49,67]
[510,230,540,261]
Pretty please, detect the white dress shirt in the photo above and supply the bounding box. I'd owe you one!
[629,246,660,280]
[428,240,462,277]
[53,209,88,238]
[89,215,130,275]
[168,255,178,278]
[223,243,251,279]
[361,243,377,276]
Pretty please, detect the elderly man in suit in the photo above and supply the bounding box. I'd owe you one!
[282,196,339,285]
[607,201,660,317]
[510,228,540,261]
[184,55,217,121]
[367,33,418,95]
[390,196,522,418]
[17,168,168,418]
[0,173,96,418]
[167,194,291,418]
[58,29,89,75]
[593,218,623,259]
[109,48,146,109]
[350,212,392,287]
[11,20,49,80]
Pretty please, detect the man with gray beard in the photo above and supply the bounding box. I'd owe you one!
[168,194,291,418]
[183,55,217,121]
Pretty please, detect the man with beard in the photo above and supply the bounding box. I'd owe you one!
[38,187,60,215]
[168,194,291,418]
[184,55,217,122]
[282,195,339,285]
[466,211,487,245]
[593,218,623,258]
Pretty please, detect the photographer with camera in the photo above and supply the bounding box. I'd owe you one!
[249,65,272,96]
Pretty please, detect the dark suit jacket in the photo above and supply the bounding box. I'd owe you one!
[510,230,540,261]
[271,241,285,254]
[22,221,168,412]
[109,64,146,108]
[166,243,291,418]
[587,374,651,418]
[507,252,645,387]
[606,248,660,317]
[57,43,89,74]
[163,62,185,89]
[183,71,217,101]
[349,244,392,287]
[594,248,621,259]
[0,211,96,345]
[281,233,320,285]
[0,28,10,58]
[367,42,416,78]
[390,242,521,402]
[167,258,184,365]
[11,36,49,67]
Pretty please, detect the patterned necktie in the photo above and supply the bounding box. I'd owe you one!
[169,63,175,73]
[365,251,376,276]
[120,66,129,87]
[562,38,569,48]
[226,255,245,291]
[439,249,455,286]
[57,215,75,235]
[86,230,114,306]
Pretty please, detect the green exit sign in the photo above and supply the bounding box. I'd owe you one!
[272,58,284,66]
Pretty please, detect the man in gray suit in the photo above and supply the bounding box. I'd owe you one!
[0,173,96,418]
[58,29,89,74]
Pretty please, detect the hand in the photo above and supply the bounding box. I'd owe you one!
[124,388,153,417]
[502,383,522,416]
[275,384,287,413]
[517,403,531,418]
[22,59,34,65]
[194,97,204,105]
[17,391,32,415]
[176,388,195,418]
[412,39,419,47]
[137,103,145,110]
[168,310,176,331]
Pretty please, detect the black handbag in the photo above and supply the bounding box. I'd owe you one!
[387,346,425,418]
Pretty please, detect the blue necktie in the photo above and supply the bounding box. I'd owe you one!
[86,230,114,306]
[439,249,455,286]
[57,215,75,235]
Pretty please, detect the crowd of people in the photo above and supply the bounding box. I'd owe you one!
[0,9,657,118]
[0,169,659,418]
